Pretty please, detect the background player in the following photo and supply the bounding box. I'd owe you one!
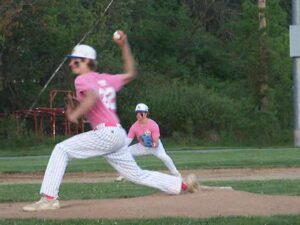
[116,103,181,181]
[23,30,198,212]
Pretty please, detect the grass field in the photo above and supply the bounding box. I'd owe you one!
[0,182,158,202]
[1,179,300,203]
[0,148,300,173]
[1,215,300,225]
[1,147,300,224]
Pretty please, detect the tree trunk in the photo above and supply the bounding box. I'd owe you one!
[258,0,269,112]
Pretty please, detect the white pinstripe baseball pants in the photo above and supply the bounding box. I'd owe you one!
[128,141,180,176]
[40,124,182,198]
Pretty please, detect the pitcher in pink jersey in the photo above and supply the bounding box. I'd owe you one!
[115,103,181,182]
[23,30,198,212]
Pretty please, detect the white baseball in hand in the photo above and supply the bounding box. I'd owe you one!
[113,31,121,40]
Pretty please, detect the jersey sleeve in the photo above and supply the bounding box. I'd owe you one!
[75,75,97,96]
[108,74,124,92]
[151,121,160,140]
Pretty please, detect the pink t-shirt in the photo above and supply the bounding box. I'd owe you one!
[74,72,124,129]
[128,119,160,144]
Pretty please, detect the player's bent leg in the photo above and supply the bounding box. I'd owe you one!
[154,141,181,177]
[39,127,126,198]
[23,144,68,212]
[129,143,149,156]
[39,144,69,199]
[114,143,148,181]
[105,147,182,195]
[156,153,181,177]
[24,127,127,211]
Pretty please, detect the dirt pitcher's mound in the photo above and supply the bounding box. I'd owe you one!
[1,189,300,219]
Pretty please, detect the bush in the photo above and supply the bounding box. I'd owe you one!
[120,76,240,138]
[0,115,63,149]
[118,75,291,146]
[234,110,283,146]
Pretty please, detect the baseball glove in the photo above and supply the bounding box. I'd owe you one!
[64,93,79,110]
[141,134,153,148]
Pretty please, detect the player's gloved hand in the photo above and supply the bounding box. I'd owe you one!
[141,135,153,148]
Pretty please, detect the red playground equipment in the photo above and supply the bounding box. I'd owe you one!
[13,90,86,139]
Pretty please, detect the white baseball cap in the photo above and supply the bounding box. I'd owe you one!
[67,44,97,60]
[135,103,149,112]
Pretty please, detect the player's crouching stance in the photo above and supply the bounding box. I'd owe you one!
[115,103,181,181]
[23,31,199,212]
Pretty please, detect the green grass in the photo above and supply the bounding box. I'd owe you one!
[202,179,300,196]
[0,182,158,203]
[1,215,300,225]
[0,145,53,157]
[0,136,66,157]
[1,179,300,203]
[1,147,300,225]
[1,148,300,173]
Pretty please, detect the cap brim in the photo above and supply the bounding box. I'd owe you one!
[67,54,83,58]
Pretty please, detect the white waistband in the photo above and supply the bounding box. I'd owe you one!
[95,123,121,129]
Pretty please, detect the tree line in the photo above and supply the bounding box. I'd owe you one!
[0,0,292,146]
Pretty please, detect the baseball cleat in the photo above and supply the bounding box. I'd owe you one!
[185,173,199,193]
[23,197,60,212]
[115,175,125,182]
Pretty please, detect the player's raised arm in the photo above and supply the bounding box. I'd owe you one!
[113,30,137,84]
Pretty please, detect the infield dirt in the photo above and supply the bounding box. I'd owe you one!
[1,168,300,219]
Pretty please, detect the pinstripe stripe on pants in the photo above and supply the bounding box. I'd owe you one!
[128,140,180,176]
[40,124,182,198]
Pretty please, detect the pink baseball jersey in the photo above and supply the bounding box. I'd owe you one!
[74,72,124,129]
[128,119,160,144]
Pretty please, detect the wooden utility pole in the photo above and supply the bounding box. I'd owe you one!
[291,0,300,146]
[258,0,269,112]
